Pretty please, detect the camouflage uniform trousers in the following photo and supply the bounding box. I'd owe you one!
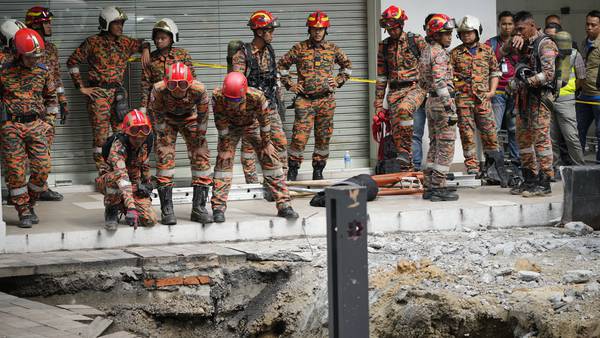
[87,87,122,175]
[288,95,335,165]
[96,171,157,226]
[240,108,288,183]
[456,94,499,171]
[0,120,51,214]
[387,86,426,169]
[516,97,553,177]
[424,97,457,188]
[154,115,212,187]
[212,121,291,213]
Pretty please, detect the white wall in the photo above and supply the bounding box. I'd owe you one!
[498,0,599,48]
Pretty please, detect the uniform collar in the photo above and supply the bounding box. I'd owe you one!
[458,42,481,53]
[307,39,327,49]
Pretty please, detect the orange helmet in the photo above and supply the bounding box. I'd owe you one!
[122,109,152,137]
[25,6,53,28]
[163,62,193,91]
[425,14,456,37]
[306,10,330,28]
[222,72,248,101]
[248,10,280,30]
[14,28,44,57]
[379,6,408,29]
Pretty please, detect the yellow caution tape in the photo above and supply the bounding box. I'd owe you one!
[576,100,600,106]
[130,57,375,83]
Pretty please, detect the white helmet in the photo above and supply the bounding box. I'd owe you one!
[153,18,179,42]
[0,19,27,48]
[99,6,128,31]
[457,15,482,36]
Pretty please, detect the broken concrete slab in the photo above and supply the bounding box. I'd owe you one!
[562,270,594,284]
[79,317,113,338]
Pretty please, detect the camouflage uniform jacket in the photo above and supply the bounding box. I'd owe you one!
[212,87,271,145]
[0,48,13,67]
[148,80,209,134]
[0,61,58,125]
[141,47,196,108]
[106,135,152,210]
[450,42,501,100]
[277,39,352,96]
[375,32,427,107]
[419,41,455,109]
[67,33,148,88]
[41,41,67,107]
[231,41,273,75]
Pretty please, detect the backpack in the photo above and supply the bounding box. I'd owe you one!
[531,34,566,99]
[102,132,154,165]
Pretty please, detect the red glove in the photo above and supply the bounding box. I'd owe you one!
[125,208,139,229]
[371,109,389,143]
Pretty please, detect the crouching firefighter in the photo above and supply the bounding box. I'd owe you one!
[229,9,288,183]
[0,28,58,227]
[211,72,299,223]
[97,109,158,230]
[148,62,213,225]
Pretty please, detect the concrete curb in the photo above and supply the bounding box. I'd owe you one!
[3,201,562,253]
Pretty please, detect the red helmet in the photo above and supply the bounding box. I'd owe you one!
[25,7,53,28]
[425,14,456,37]
[306,10,330,28]
[248,10,280,30]
[122,109,152,137]
[14,28,44,57]
[163,62,193,91]
[222,72,248,100]
[379,6,408,29]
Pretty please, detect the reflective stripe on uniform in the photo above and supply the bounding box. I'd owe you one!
[218,128,229,136]
[261,101,269,111]
[106,187,120,195]
[341,68,352,76]
[260,125,271,132]
[288,148,303,157]
[213,171,233,179]
[435,87,450,98]
[431,163,450,172]
[10,186,28,196]
[94,147,103,154]
[241,152,256,160]
[399,119,414,127]
[262,168,284,177]
[539,148,553,157]
[520,146,535,154]
[314,148,329,156]
[46,106,59,114]
[57,86,65,94]
[28,182,46,192]
[157,169,176,177]
[192,169,212,177]
[118,179,131,188]
[69,67,79,74]
[377,76,388,83]
[279,69,289,76]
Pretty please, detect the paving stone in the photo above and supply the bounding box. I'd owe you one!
[57,304,105,317]
[78,317,113,338]
[100,331,140,338]
[27,324,81,338]
[124,247,177,258]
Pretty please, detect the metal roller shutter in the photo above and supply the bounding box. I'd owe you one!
[1,0,369,185]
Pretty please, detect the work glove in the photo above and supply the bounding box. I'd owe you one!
[444,99,458,126]
[125,208,139,229]
[59,103,68,125]
[447,113,458,126]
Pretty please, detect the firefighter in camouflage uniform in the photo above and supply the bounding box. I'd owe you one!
[375,5,427,171]
[25,6,69,201]
[501,11,558,197]
[0,28,58,227]
[148,62,213,225]
[97,109,157,231]
[419,14,460,202]
[231,10,288,184]
[451,15,509,186]
[211,72,298,223]
[67,6,150,177]
[278,10,352,181]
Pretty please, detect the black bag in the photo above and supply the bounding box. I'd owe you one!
[375,135,403,174]
[309,174,379,207]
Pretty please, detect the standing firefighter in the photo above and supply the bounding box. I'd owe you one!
[141,18,195,111]
[148,62,213,225]
[25,6,68,201]
[0,19,26,65]
[0,28,58,227]
[230,10,288,184]
[211,72,298,222]
[278,10,352,181]
[97,109,157,231]
[419,14,459,202]
[451,15,508,186]
[503,12,558,197]
[375,5,427,171]
[67,6,150,177]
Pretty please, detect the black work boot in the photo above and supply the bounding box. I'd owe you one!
[521,170,541,197]
[536,172,552,196]
[213,210,225,223]
[277,206,299,219]
[29,207,39,224]
[287,160,300,181]
[486,150,509,188]
[312,161,326,180]
[38,188,64,201]
[422,169,432,200]
[18,207,34,228]
[104,205,120,231]
[510,168,534,195]
[191,185,213,224]
[157,186,177,225]
[430,187,459,202]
